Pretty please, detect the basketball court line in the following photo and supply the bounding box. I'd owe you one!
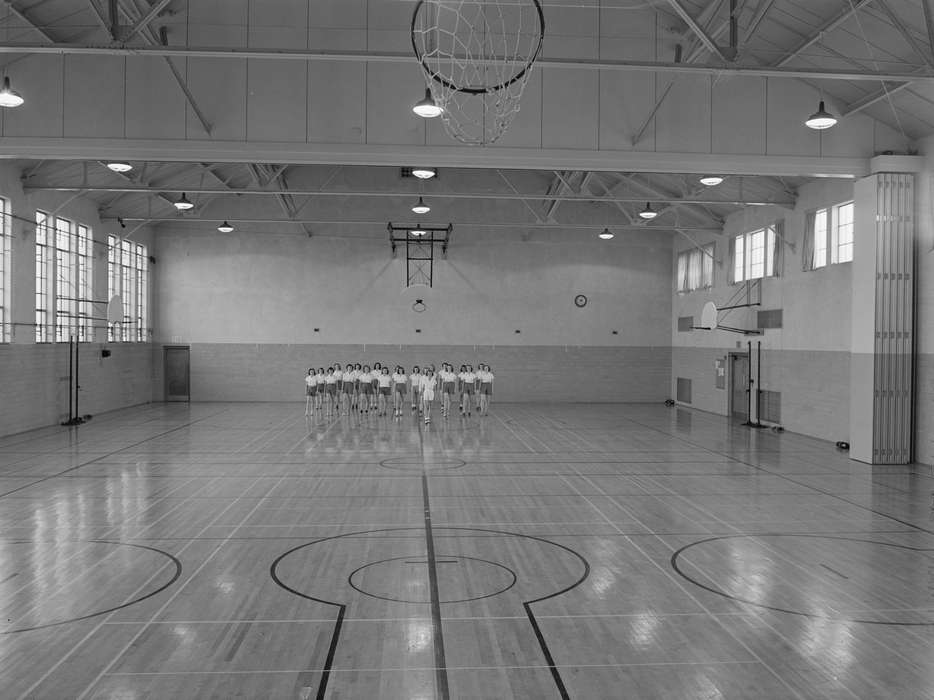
[0,407,232,499]
[556,472,813,700]
[101,659,766,676]
[18,409,309,700]
[73,471,296,700]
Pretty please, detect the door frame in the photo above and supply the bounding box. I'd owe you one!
[163,345,191,402]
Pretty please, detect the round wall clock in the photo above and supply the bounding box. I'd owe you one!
[574,294,588,308]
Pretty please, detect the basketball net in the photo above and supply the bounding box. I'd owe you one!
[411,0,545,145]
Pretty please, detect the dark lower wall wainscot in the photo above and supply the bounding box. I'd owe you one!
[151,343,671,404]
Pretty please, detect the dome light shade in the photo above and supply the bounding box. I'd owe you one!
[217,221,234,233]
[639,202,658,220]
[805,100,837,130]
[174,193,194,211]
[699,175,723,186]
[412,88,443,118]
[106,162,133,173]
[410,228,427,237]
[0,77,24,108]
[411,197,431,215]
[599,228,614,240]
[411,167,436,179]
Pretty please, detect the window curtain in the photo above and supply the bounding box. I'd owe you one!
[727,235,736,285]
[802,211,816,271]
[676,252,688,292]
[702,244,714,288]
[769,220,784,277]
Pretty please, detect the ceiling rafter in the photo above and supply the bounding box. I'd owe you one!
[666,0,730,62]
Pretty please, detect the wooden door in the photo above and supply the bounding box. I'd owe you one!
[164,346,190,402]
[730,354,749,419]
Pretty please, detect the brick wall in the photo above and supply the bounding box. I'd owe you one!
[0,343,153,437]
[151,343,670,403]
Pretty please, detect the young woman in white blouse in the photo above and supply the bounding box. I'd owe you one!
[438,363,456,418]
[324,367,339,418]
[478,364,494,415]
[410,366,423,412]
[341,365,355,415]
[392,366,408,417]
[376,367,392,416]
[370,362,383,412]
[304,369,316,416]
[315,368,326,412]
[358,365,373,413]
[421,367,436,424]
[460,365,476,417]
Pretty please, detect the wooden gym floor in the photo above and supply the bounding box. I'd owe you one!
[0,402,932,699]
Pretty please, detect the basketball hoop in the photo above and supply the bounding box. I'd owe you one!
[700,302,719,330]
[411,0,546,145]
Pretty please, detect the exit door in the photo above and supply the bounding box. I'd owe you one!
[730,353,749,420]
[164,346,190,402]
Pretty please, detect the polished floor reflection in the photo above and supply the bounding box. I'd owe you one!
[1,402,932,699]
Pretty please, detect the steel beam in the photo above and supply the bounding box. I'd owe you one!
[666,0,729,62]
[23,182,796,207]
[0,139,870,177]
[117,215,721,234]
[123,0,171,42]
[0,0,56,42]
[774,0,878,67]
[0,41,925,83]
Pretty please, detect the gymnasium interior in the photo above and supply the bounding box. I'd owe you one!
[0,0,933,698]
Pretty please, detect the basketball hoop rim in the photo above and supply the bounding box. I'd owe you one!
[410,0,546,96]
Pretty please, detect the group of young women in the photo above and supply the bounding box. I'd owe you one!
[304,363,494,423]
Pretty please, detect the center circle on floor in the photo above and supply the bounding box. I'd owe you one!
[379,456,466,472]
[348,554,517,604]
[671,534,934,625]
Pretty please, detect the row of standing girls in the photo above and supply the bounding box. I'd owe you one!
[304,362,494,423]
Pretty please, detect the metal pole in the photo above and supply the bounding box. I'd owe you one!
[67,336,73,423]
[74,338,79,421]
[747,340,753,422]
[757,341,762,424]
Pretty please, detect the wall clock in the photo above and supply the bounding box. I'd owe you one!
[574,294,588,308]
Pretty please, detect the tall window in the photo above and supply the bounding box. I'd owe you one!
[0,197,10,343]
[108,235,149,342]
[676,244,715,292]
[732,226,778,283]
[35,212,53,342]
[806,201,854,270]
[35,212,94,342]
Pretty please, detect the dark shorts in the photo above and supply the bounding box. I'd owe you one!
[395,384,407,395]
[463,384,474,395]
[327,384,337,396]
[380,387,391,396]
[306,385,316,396]
[443,382,455,394]
[360,383,372,395]
[343,383,354,394]
[481,383,492,395]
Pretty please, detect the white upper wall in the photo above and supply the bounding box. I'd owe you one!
[672,177,855,353]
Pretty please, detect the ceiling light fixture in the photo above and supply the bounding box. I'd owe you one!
[805,100,837,130]
[106,162,133,173]
[174,193,194,211]
[639,202,658,220]
[699,175,723,186]
[599,228,614,240]
[411,167,437,180]
[217,221,234,233]
[411,196,431,215]
[410,228,427,237]
[412,87,443,118]
[0,76,24,108]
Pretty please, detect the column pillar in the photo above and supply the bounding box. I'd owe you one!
[850,156,921,464]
